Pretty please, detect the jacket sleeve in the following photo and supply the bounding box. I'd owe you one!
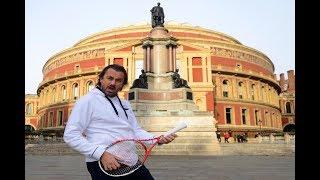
[123,101,155,140]
[63,97,106,160]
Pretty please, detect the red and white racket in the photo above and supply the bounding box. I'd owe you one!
[98,121,187,177]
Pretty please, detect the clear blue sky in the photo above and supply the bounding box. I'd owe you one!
[25,0,295,94]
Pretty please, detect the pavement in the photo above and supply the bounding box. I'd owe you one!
[25,142,295,180]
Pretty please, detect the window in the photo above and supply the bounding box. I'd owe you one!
[57,110,63,126]
[176,59,181,72]
[265,111,269,126]
[238,82,243,99]
[75,64,80,73]
[261,86,265,101]
[135,60,143,79]
[26,103,32,115]
[72,83,79,100]
[251,84,255,100]
[255,110,259,125]
[40,115,44,128]
[223,80,229,98]
[226,108,232,124]
[49,111,54,127]
[286,102,291,113]
[236,63,242,70]
[62,85,66,101]
[52,88,56,103]
[241,109,247,124]
[86,81,94,93]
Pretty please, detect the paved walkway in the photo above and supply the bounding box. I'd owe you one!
[25,143,295,180]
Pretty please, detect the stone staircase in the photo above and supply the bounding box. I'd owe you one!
[25,143,80,155]
[25,139,295,156]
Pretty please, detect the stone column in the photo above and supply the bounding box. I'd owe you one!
[143,48,147,71]
[128,55,134,84]
[146,46,151,72]
[202,57,207,82]
[168,45,173,72]
[187,57,193,83]
[173,46,176,71]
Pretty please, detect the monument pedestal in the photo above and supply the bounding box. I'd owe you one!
[129,25,221,155]
[135,115,221,155]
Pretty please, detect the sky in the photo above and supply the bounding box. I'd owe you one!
[25,0,295,94]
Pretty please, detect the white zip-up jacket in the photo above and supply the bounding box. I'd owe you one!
[63,87,155,162]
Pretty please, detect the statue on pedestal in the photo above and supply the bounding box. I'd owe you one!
[130,69,148,89]
[172,69,190,88]
[150,2,165,28]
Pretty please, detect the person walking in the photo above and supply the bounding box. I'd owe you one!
[224,132,230,143]
[216,131,221,143]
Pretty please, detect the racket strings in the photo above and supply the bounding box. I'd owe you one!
[102,140,147,176]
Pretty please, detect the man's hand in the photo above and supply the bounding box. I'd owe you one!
[100,151,121,171]
[158,134,177,145]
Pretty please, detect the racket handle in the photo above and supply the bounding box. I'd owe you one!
[163,121,187,137]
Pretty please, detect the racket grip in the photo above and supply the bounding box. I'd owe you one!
[163,121,187,137]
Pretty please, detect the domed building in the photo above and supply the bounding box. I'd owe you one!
[25,22,293,137]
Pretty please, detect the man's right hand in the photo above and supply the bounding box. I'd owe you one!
[100,151,121,171]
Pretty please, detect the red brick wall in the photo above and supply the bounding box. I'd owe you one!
[113,58,123,65]
[29,118,38,128]
[45,58,105,79]
[215,102,279,126]
[91,32,150,43]
[192,68,203,82]
[211,56,273,76]
[206,91,214,112]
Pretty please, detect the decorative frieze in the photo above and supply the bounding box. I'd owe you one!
[211,47,273,72]
[44,49,105,74]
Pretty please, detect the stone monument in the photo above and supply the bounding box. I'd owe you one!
[128,3,220,155]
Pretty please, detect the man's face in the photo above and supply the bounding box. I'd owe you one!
[99,68,125,97]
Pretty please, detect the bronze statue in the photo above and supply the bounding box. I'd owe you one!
[172,69,190,88]
[130,69,148,89]
[150,2,165,28]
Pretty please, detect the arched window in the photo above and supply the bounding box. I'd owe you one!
[238,82,243,99]
[196,99,202,109]
[286,102,291,113]
[61,85,66,101]
[52,88,56,103]
[261,86,265,101]
[72,83,79,100]
[26,103,32,115]
[86,81,94,93]
[251,84,255,100]
[46,90,49,104]
[222,80,229,98]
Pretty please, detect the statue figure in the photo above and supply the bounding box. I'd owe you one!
[130,69,148,89]
[172,69,190,88]
[150,2,165,28]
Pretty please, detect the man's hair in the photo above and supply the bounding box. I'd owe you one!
[97,64,128,87]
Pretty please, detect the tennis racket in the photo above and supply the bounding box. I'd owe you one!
[98,121,187,177]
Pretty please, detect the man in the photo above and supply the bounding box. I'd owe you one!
[64,64,176,180]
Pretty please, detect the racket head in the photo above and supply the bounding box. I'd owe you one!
[98,139,149,177]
